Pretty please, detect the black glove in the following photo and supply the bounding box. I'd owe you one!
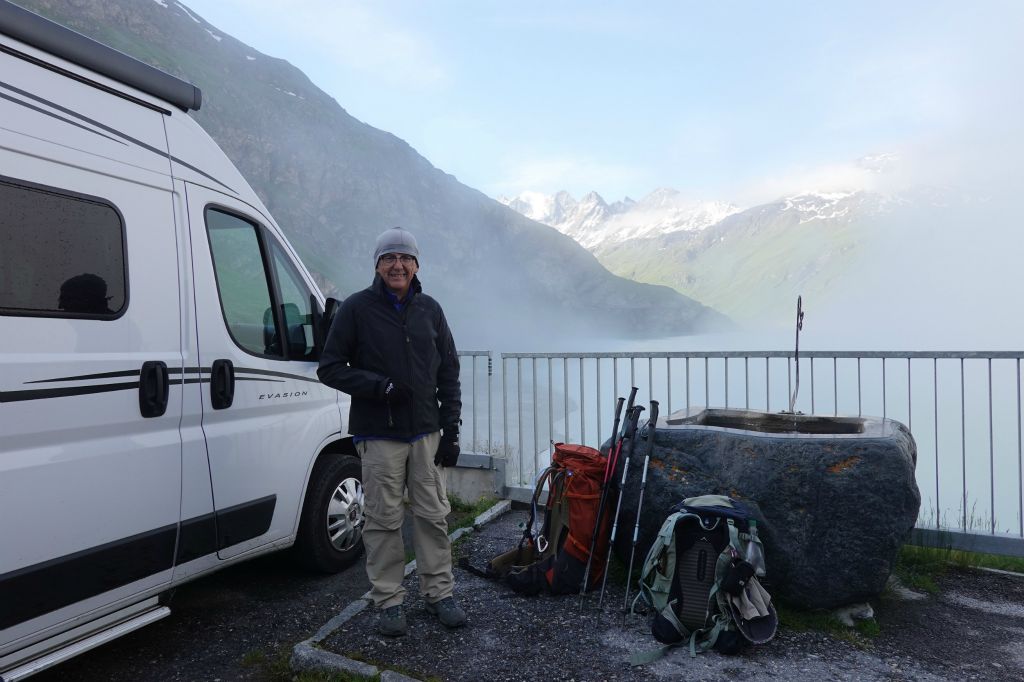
[381,379,412,405]
[434,426,460,467]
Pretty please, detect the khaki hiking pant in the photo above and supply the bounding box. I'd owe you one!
[357,432,453,609]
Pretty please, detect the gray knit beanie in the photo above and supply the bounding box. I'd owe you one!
[373,226,419,264]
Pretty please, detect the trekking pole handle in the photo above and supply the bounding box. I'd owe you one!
[622,404,643,441]
[621,387,639,437]
[634,402,659,503]
[645,401,659,453]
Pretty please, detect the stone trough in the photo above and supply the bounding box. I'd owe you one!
[612,407,921,610]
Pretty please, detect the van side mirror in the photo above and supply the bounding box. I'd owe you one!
[312,295,339,355]
[324,296,339,328]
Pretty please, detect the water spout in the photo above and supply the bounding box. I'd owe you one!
[788,295,804,414]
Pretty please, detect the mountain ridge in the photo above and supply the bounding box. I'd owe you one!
[499,188,742,250]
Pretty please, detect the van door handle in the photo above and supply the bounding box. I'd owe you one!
[139,361,169,418]
[211,359,235,409]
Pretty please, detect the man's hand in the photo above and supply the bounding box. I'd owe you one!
[381,379,412,405]
[434,426,460,467]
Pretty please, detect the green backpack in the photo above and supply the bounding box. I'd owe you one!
[630,495,778,665]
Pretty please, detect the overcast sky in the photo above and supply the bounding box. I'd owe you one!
[183,0,1023,205]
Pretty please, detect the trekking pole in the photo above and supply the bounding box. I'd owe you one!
[577,387,630,606]
[623,399,659,621]
[597,402,644,609]
[578,395,626,607]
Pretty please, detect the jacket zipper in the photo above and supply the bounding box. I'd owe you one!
[400,299,414,433]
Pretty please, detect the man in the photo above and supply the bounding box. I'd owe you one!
[317,226,465,637]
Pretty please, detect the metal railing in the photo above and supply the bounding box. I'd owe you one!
[457,351,493,457]
[480,350,1024,558]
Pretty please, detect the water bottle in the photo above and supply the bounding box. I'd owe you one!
[744,520,767,578]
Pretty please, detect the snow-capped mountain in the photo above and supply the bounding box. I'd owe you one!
[501,183,902,322]
[777,190,894,224]
[498,188,741,250]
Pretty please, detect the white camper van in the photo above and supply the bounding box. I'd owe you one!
[0,3,363,678]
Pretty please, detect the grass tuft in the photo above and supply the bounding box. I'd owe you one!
[448,494,498,532]
[240,648,266,666]
[774,603,870,647]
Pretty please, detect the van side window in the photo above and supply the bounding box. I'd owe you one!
[205,209,279,357]
[270,243,317,361]
[0,178,126,318]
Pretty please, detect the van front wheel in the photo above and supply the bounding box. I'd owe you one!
[295,453,365,573]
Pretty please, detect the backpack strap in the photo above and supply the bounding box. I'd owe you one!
[634,511,685,613]
[630,600,693,666]
[527,466,558,551]
[688,611,731,657]
[686,532,749,655]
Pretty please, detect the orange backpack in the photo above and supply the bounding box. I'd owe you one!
[486,443,613,595]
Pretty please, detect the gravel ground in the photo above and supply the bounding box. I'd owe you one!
[29,547,372,681]
[320,509,1024,682]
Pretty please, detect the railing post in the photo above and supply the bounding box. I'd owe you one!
[724,357,729,409]
[1018,358,1023,538]
[882,357,887,418]
[934,358,940,526]
[613,357,619,413]
[745,356,749,410]
[471,354,477,450]
[961,358,967,531]
[810,357,815,414]
[547,357,553,460]
[532,357,539,474]
[705,357,709,408]
[563,357,569,444]
[833,357,838,417]
[989,358,995,533]
[907,358,912,432]
[579,357,585,445]
[857,357,862,417]
[502,355,509,481]
[667,357,672,414]
[517,358,524,483]
[686,358,691,413]
[487,353,492,460]
[787,356,792,411]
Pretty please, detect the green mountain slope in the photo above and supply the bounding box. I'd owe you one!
[595,195,876,323]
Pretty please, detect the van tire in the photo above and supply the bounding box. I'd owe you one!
[295,453,365,573]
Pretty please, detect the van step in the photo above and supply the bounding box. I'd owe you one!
[0,606,170,681]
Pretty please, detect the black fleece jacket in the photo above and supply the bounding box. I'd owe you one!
[317,274,461,438]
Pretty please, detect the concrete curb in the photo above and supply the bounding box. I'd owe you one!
[290,499,513,680]
[290,642,377,678]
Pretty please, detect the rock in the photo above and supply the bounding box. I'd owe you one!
[611,408,920,610]
[834,602,875,626]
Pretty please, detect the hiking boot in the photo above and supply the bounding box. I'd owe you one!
[376,604,406,637]
[425,596,467,628]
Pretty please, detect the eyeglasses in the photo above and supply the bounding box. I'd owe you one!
[379,254,416,265]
